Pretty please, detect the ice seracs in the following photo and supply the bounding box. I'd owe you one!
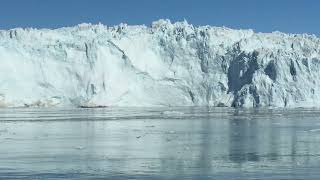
[1,19,320,108]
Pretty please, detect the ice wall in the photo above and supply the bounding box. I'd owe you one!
[1,19,320,107]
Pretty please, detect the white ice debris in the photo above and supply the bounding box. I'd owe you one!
[1,20,320,108]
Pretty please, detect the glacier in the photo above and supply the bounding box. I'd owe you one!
[1,19,320,108]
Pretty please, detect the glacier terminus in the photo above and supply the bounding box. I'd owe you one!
[1,19,320,108]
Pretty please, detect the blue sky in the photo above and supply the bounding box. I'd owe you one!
[0,0,318,35]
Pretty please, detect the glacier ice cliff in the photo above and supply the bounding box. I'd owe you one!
[1,19,320,108]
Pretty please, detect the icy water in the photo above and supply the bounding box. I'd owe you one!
[0,107,320,180]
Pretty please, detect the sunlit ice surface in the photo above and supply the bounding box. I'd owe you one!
[0,107,320,179]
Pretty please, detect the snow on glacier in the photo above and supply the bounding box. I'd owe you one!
[0,19,320,108]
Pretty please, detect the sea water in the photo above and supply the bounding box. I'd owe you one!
[0,107,320,179]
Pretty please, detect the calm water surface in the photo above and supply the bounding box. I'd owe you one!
[0,107,320,179]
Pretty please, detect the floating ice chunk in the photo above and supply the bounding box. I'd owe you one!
[161,111,184,116]
[309,129,320,132]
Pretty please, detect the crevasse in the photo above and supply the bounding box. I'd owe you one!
[1,19,320,108]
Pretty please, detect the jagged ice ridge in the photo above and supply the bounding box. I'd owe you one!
[1,19,320,107]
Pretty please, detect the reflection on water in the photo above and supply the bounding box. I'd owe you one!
[0,107,320,179]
